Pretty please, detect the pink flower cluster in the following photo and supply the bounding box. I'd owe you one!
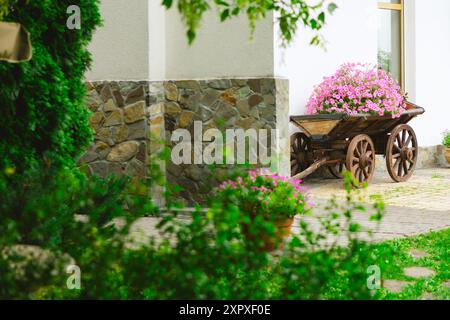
[219,170,314,209]
[306,63,406,118]
[219,171,304,192]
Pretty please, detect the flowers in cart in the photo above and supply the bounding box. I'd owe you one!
[306,63,407,118]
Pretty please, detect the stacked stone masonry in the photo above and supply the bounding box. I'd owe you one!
[80,81,149,181]
[81,79,290,205]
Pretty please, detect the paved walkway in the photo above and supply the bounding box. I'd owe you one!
[297,168,450,242]
[130,168,450,245]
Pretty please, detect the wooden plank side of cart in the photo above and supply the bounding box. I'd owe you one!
[327,106,425,140]
[290,105,425,140]
[290,114,347,137]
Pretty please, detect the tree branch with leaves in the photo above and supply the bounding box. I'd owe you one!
[162,0,338,46]
[0,0,12,20]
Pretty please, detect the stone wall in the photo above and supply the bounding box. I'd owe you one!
[161,78,290,204]
[80,78,290,206]
[79,81,149,180]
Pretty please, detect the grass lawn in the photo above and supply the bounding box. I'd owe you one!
[371,228,450,300]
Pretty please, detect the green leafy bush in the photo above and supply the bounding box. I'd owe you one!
[0,166,385,300]
[0,0,386,301]
[442,130,450,147]
[0,165,158,299]
[0,0,101,176]
[0,1,11,20]
[216,170,311,219]
[214,170,312,251]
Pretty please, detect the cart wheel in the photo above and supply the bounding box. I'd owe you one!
[386,124,418,182]
[328,162,345,179]
[291,132,311,176]
[346,134,376,185]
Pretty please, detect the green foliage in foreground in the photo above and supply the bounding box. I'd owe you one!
[0,0,101,177]
[0,167,386,300]
[0,0,11,20]
[442,130,450,147]
[162,0,338,46]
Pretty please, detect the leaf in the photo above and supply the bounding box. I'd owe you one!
[328,3,338,14]
[187,29,196,45]
[349,223,361,233]
[220,9,230,22]
[161,0,173,9]
[318,12,325,24]
[214,0,229,6]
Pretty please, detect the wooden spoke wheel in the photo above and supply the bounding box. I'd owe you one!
[386,124,418,182]
[345,134,376,185]
[291,132,311,176]
[328,162,345,179]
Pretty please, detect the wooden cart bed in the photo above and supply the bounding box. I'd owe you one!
[290,107,425,140]
[289,102,425,185]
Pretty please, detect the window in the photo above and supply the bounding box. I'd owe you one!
[378,0,404,88]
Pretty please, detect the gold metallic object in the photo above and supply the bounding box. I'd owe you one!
[0,21,32,63]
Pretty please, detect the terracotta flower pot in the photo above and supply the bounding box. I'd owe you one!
[445,147,450,165]
[242,217,295,252]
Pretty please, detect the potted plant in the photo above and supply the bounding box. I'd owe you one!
[306,63,408,118]
[443,130,450,164]
[217,170,312,251]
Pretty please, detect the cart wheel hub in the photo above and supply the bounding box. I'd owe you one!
[405,149,413,160]
[400,147,412,161]
[359,155,367,168]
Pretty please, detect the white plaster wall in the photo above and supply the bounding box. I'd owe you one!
[85,0,149,80]
[84,0,450,147]
[165,9,274,79]
[404,0,416,102]
[149,0,166,81]
[275,0,379,117]
[409,0,450,146]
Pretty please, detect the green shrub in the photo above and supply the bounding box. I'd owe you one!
[0,1,11,20]
[0,165,158,299]
[0,0,101,176]
[216,170,311,219]
[442,130,450,147]
[0,167,385,300]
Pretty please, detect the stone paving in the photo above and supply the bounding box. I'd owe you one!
[382,249,440,296]
[130,168,450,245]
[305,167,450,212]
[383,280,412,294]
[403,267,436,279]
[296,168,450,242]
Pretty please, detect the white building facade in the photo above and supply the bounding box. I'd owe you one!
[87,0,450,146]
[82,0,450,203]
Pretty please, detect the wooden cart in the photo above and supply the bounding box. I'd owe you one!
[290,102,425,184]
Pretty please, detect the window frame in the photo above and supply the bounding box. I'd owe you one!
[377,0,405,89]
